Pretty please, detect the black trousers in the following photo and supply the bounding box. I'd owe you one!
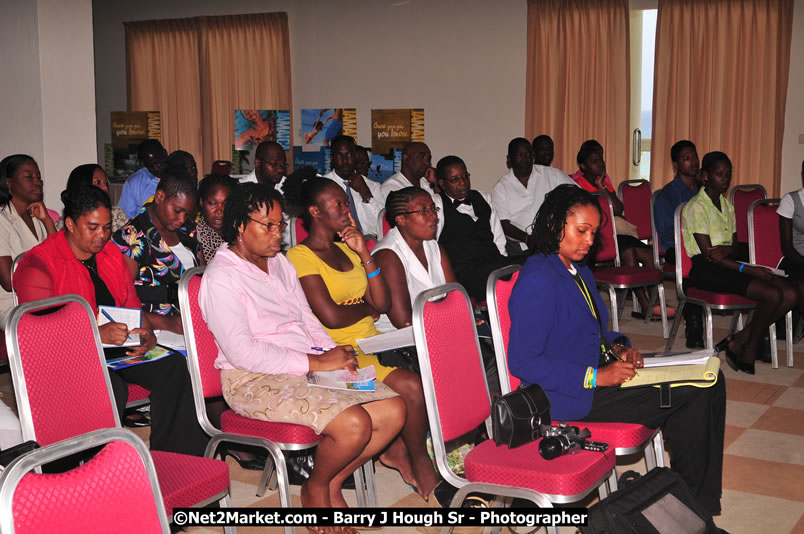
[455,254,528,301]
[110,353,208,457]
[578,372,726,514]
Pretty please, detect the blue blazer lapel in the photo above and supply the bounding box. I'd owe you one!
[547,254,598,324]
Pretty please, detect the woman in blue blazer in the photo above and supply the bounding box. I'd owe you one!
[508,185,726,516]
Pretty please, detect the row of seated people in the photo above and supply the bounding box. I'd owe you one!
[3,137,801,518]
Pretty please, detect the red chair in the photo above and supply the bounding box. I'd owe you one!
[618,179,653,241]
[665,204,756,351]
[650,190,676,277]
[0,428,170,534]
[290,216,308,247]
[593,194,669,337]
[486,265,665,472]
[377,208,392,239]
[413,283,616,533]
[730,184,767,243]
[748,198,794,368]
[4,295,232,529]
[179,267,378,515]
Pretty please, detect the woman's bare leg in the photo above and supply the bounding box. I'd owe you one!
[383,369,440,500]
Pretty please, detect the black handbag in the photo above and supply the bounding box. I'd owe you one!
[491,383,551,448]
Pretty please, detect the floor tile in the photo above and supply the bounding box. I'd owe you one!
[750,406,804,436]
[724,425,746,450]
[725,379,788,405]
[726,428,804,466]
[772,386,804,411]
[716,489,804,534]
[725,401,769,428]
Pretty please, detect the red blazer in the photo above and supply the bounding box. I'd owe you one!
[14,230,141,311]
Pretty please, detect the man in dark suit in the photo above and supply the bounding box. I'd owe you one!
[435,155,526,300]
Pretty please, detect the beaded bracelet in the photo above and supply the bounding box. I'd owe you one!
[366,267,382,279]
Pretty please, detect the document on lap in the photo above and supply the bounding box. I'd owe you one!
[97,305,141,347]
[640,349,715,368]
[307,365,377,391]
[154,329,186,350]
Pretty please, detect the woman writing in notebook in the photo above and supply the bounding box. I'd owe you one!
[14,186,207,456]
[507,184,726,516]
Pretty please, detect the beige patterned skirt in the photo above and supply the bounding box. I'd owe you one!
[221,369,399,435]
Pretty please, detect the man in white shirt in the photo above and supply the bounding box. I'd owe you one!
[239,141,291,247]
[379,142,443,237]
[492,137,576,252]
[321,135,383,237]
[436,155,526,300]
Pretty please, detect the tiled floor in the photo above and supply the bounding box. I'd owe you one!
[2,280,803,533]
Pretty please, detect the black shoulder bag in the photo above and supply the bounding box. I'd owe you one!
[491,383,552,448]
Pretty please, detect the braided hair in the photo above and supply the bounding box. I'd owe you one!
[385,186,428,228]
[528,184,602,260]
[221,182,284,245]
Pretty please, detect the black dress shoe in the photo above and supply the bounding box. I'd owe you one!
[725,350,755,374]
[686,334,705,349]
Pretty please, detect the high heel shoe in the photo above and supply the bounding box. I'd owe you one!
[715,335,735,353]
[221,448,267,471]
[725,349,755,375]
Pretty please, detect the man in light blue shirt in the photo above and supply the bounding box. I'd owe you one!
[118,139,167,219]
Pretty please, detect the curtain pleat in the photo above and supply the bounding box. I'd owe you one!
[125,13,292,173]
[650,0,793,194]
[525,0,631,183]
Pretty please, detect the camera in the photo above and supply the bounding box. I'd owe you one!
[538,423,609,460]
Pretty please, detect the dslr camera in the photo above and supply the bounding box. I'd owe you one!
[538,423,609,460]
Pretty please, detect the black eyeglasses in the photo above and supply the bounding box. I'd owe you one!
[248,217,288,232]
[442,173,470,185]
[398,206,441,216]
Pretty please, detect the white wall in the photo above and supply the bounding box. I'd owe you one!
[0,0,96,209]
[92,0,528,192]
[780,0,804,196]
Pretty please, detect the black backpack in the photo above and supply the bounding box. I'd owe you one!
[583,468,720,534]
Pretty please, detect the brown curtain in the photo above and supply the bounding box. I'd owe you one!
[126,18,202,162]
[198,13,292,174]
[525,0,631,183]
[650,0,794,195]
[125,13,292,173]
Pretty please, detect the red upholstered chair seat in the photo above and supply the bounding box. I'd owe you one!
[464,439,614,496]
[572,422,656,451]
[151,451,230,515]
[687,287,755,307]
[592,266,663,285]
[220,410,320,444]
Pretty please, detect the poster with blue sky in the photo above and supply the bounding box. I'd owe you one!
[301,108,356,151]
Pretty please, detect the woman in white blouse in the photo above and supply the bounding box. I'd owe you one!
[0,154,56,327]
[373,186,456,331]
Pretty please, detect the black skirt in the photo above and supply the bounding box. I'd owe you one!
[688,255,753,297]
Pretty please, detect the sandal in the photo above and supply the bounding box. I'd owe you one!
[123,412,150,428]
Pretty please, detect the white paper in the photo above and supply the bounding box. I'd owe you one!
[98,305,141,347]
[356,326,415,354]
[155,329,186,350]
[737,261,787,277]
[641,349,716,368]
[307,366,377,391]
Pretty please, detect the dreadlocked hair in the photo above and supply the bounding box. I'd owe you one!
[222,182,284,245]
[527,184,603,261]
[385,186,428,228]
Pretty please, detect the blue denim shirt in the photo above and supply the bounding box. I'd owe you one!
[654,174,699,254]
[118,167,159,219]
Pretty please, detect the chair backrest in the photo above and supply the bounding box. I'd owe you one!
[748,198,782,267]
[649,189,663,267]
[673,203,691,299]
[485,265,522,395]
[10,252,24,307]
[377,208,392,239]
[179,266,220,435]
[594,193,621,266]
[0,428,169,534]
[289,216,309,247]
[730,184,767,243]
[413,284,490,486]
[5,295,119,446]
[618,179,653,240]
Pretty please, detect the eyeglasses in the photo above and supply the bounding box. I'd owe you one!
[442,173,470,185]
[248,217,288,232]
[398,206,441,216]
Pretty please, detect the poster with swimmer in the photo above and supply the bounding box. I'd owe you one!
[301,108,357,150]
[234,109,291,174]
